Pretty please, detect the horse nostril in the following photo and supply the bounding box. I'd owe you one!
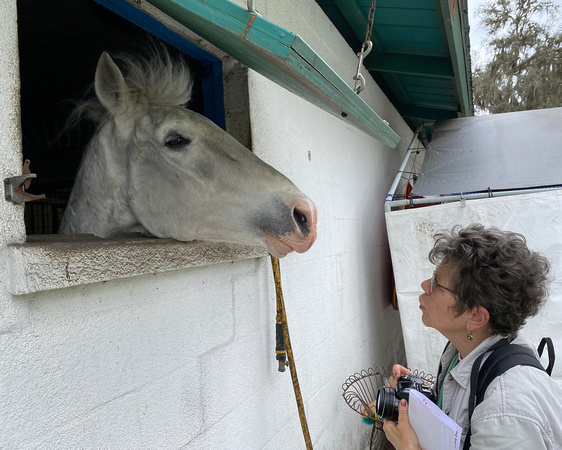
[293,208,310,236]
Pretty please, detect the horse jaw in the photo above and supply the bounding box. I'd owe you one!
[143,193,317,258]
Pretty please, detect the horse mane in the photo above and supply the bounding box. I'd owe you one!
[70,46,194,126]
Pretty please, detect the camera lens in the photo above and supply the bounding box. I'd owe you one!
[375,386,399,422]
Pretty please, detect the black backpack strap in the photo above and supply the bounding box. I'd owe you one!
[463,338,547,449]
[537,337,555,376]
[475,342,545,402]
[466,338,510,426]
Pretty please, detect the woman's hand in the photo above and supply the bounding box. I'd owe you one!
[387,364,413,388]
[382,399,420,450]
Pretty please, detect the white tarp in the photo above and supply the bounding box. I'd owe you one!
[385,189,562,382]
[411,107,562,196]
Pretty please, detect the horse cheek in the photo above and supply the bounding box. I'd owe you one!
[126,155,192,238]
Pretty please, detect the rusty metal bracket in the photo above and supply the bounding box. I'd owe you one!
[4,159,46,203]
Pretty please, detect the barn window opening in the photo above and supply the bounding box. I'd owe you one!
[17,0,234,235]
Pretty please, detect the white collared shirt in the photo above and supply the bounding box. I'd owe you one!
[436,334,562,449]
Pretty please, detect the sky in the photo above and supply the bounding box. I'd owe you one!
[467,0,562,64]
[467,0,487,59]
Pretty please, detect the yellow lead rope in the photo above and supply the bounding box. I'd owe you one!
[270,255,313,450]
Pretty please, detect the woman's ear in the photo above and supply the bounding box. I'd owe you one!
[468,306,490,331]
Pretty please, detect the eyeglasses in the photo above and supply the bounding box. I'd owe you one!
[430,273,457,296]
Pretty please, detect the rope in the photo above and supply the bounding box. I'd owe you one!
[270,255,313,450]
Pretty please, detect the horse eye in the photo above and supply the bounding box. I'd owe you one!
[165,134,191,149]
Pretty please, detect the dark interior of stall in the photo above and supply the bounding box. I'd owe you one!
[17,0,207,234]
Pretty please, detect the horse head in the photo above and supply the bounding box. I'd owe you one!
[59,49,317,258]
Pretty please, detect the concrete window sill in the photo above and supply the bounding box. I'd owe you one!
[7,234,268,295]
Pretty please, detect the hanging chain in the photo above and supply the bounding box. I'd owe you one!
[364,0,376,44]
[353,0,377,94]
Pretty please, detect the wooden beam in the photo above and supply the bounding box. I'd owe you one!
[142,0,400,147]
[435,0,473,116]
[398,104,458,121]
[364,52,454,78]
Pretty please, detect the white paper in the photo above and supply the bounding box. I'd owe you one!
[408,389,462,450]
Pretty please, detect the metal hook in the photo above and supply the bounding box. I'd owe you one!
[361,40,373,59]
[247,0,255,12]
[353,41,373,94]
[4,159,46,203]
[354,73,366,94]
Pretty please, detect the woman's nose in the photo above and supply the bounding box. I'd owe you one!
[421,278,431,295]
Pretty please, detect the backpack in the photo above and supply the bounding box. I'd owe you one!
[437,337,555,450]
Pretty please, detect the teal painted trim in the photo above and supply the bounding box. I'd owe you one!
[145,0,400,147]
[398,104,458,121]
[146,0,294,56]
[334,0,381,51]
[290,38,399,145]
[364,52,454,78]
[435,0,471,117]
[451,6,472,116]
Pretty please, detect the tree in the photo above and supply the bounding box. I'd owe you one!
[472,0,562,114]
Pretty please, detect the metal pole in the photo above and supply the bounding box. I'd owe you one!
[384,127,423,210]
[385,187,562,211]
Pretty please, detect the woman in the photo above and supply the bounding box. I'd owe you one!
[383,224,562,449]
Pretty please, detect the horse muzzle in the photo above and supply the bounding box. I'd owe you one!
[262,196,317,258]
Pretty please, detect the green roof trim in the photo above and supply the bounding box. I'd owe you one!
[145,0,400,148]
[435,0,473,117]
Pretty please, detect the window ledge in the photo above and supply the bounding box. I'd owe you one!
[7,234,268,295]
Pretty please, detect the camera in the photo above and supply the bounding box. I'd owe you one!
[375,374,437,421]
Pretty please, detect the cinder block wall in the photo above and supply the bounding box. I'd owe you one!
[0,0,409,448]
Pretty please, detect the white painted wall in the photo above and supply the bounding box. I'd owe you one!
[0,0,411,448]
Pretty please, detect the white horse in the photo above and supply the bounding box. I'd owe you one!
[59,49,317,258]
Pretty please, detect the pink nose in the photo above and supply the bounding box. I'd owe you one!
[290,198,317,253]
[262,195,317,258]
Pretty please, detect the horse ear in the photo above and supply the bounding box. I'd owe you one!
[94,52,129,114]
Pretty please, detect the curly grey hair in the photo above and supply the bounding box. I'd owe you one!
[429,224,550,337]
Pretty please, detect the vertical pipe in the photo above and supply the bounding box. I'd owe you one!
[384,127,424,212]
